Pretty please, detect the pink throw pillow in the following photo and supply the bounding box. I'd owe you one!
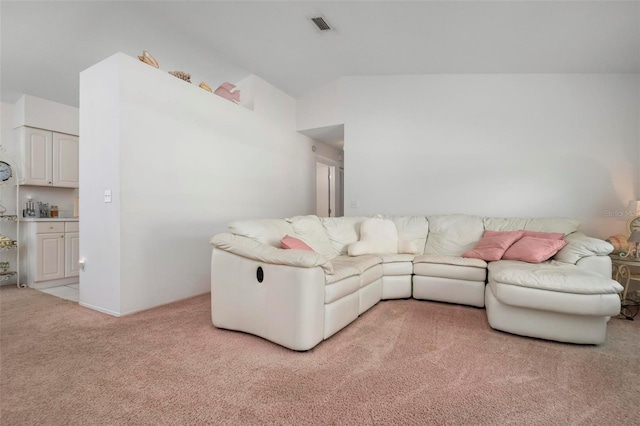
[462,230,524,261]
[502,236,568,263]
[280,235,314,251]
[522,231,565,240]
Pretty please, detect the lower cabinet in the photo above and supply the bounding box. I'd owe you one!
[65,231,80,277]
[35,232,65,281]
[23,220,79,289]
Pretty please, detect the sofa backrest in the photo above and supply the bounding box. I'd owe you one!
[227,215,582,258]
[424,214,485,256]
[228,219,294,247]
[321,216,370,256]
[483,217,580,235]
[382,215,430,254]
[285,215,336,259]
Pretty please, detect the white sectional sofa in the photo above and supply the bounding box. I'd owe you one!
[210,215,622,351]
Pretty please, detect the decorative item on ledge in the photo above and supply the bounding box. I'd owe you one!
[169,71,192,83]
[214,82,241,104]
[199,82,212,92]
[137,50,159,68]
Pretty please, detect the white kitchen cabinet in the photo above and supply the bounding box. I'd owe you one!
[22,220,80,289]
[35,232,65,281]
[53,133,79,187]
[64,228,79,277]
[16,126,79,188]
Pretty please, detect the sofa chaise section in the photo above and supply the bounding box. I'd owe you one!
[486,260,623,344]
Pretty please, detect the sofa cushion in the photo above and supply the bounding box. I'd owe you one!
[379,253,415,263]
[228,219,294,247]
[424,214,484,256]
[483,217,529,232]
[325,275,360,303]
[413,254,487,281]
[361,264,384,287]
[487,281,622,317]
[331,255,383,274]
[280,235,314,251]
[488,260,623,294]
[360,217,398,240]
[483,217,580,236]
[322,217,369,256]
[502,237,568,263]
[348,241,417,256]
[382,262,413,276]
[413,254,487,268]
[462,230,525,261]
[413,263,487,281]
[326,255,383,286]
[525,218,580,235]
[488,260,622,316]
[286,215,335,259]
[382,215,429,254]
[553,232,614,264]
[522,230,564,240]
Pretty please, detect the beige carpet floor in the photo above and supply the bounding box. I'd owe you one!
[1,286,639,425]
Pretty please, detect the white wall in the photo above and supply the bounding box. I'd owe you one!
[296,79,345,132]
[80,53,322,315]
[343,74,640,238]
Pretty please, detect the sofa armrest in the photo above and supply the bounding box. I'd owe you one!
[575,255,612,278]
[211,248,326,351]
[211,233,334,273]
[553,232,614,264]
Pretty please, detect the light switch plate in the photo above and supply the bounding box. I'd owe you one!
[104,190,112,203]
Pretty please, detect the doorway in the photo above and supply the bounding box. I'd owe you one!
[316,163,334,217]
[316,161,344,218]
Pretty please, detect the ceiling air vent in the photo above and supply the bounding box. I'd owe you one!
[311,16,332,31]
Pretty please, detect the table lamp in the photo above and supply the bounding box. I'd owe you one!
[621,230,640,259]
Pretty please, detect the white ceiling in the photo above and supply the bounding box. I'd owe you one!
[2,1,639,109]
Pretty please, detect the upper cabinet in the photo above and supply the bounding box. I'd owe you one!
[17,126,79,188]
[53,132,79,187]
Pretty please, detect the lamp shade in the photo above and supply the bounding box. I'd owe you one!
[628,230,640,244]
[628,200,640,216]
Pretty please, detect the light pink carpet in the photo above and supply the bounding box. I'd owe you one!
[1,286,639,425]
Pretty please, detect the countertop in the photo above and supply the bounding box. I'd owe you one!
[20,218,79,222]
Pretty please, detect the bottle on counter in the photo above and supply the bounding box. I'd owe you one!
[50,205,58,218]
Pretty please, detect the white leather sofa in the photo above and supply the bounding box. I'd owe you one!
[210,215,622,351]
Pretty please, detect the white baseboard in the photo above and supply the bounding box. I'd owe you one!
[78,301,121,317]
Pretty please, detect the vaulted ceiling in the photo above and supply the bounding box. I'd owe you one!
[2,1,639,107]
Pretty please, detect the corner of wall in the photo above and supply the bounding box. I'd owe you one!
[296,79,345,132]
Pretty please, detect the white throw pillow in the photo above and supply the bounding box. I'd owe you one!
[347,218,418,256]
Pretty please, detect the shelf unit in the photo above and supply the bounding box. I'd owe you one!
[0,214,19,285]
[0,147,22,288]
